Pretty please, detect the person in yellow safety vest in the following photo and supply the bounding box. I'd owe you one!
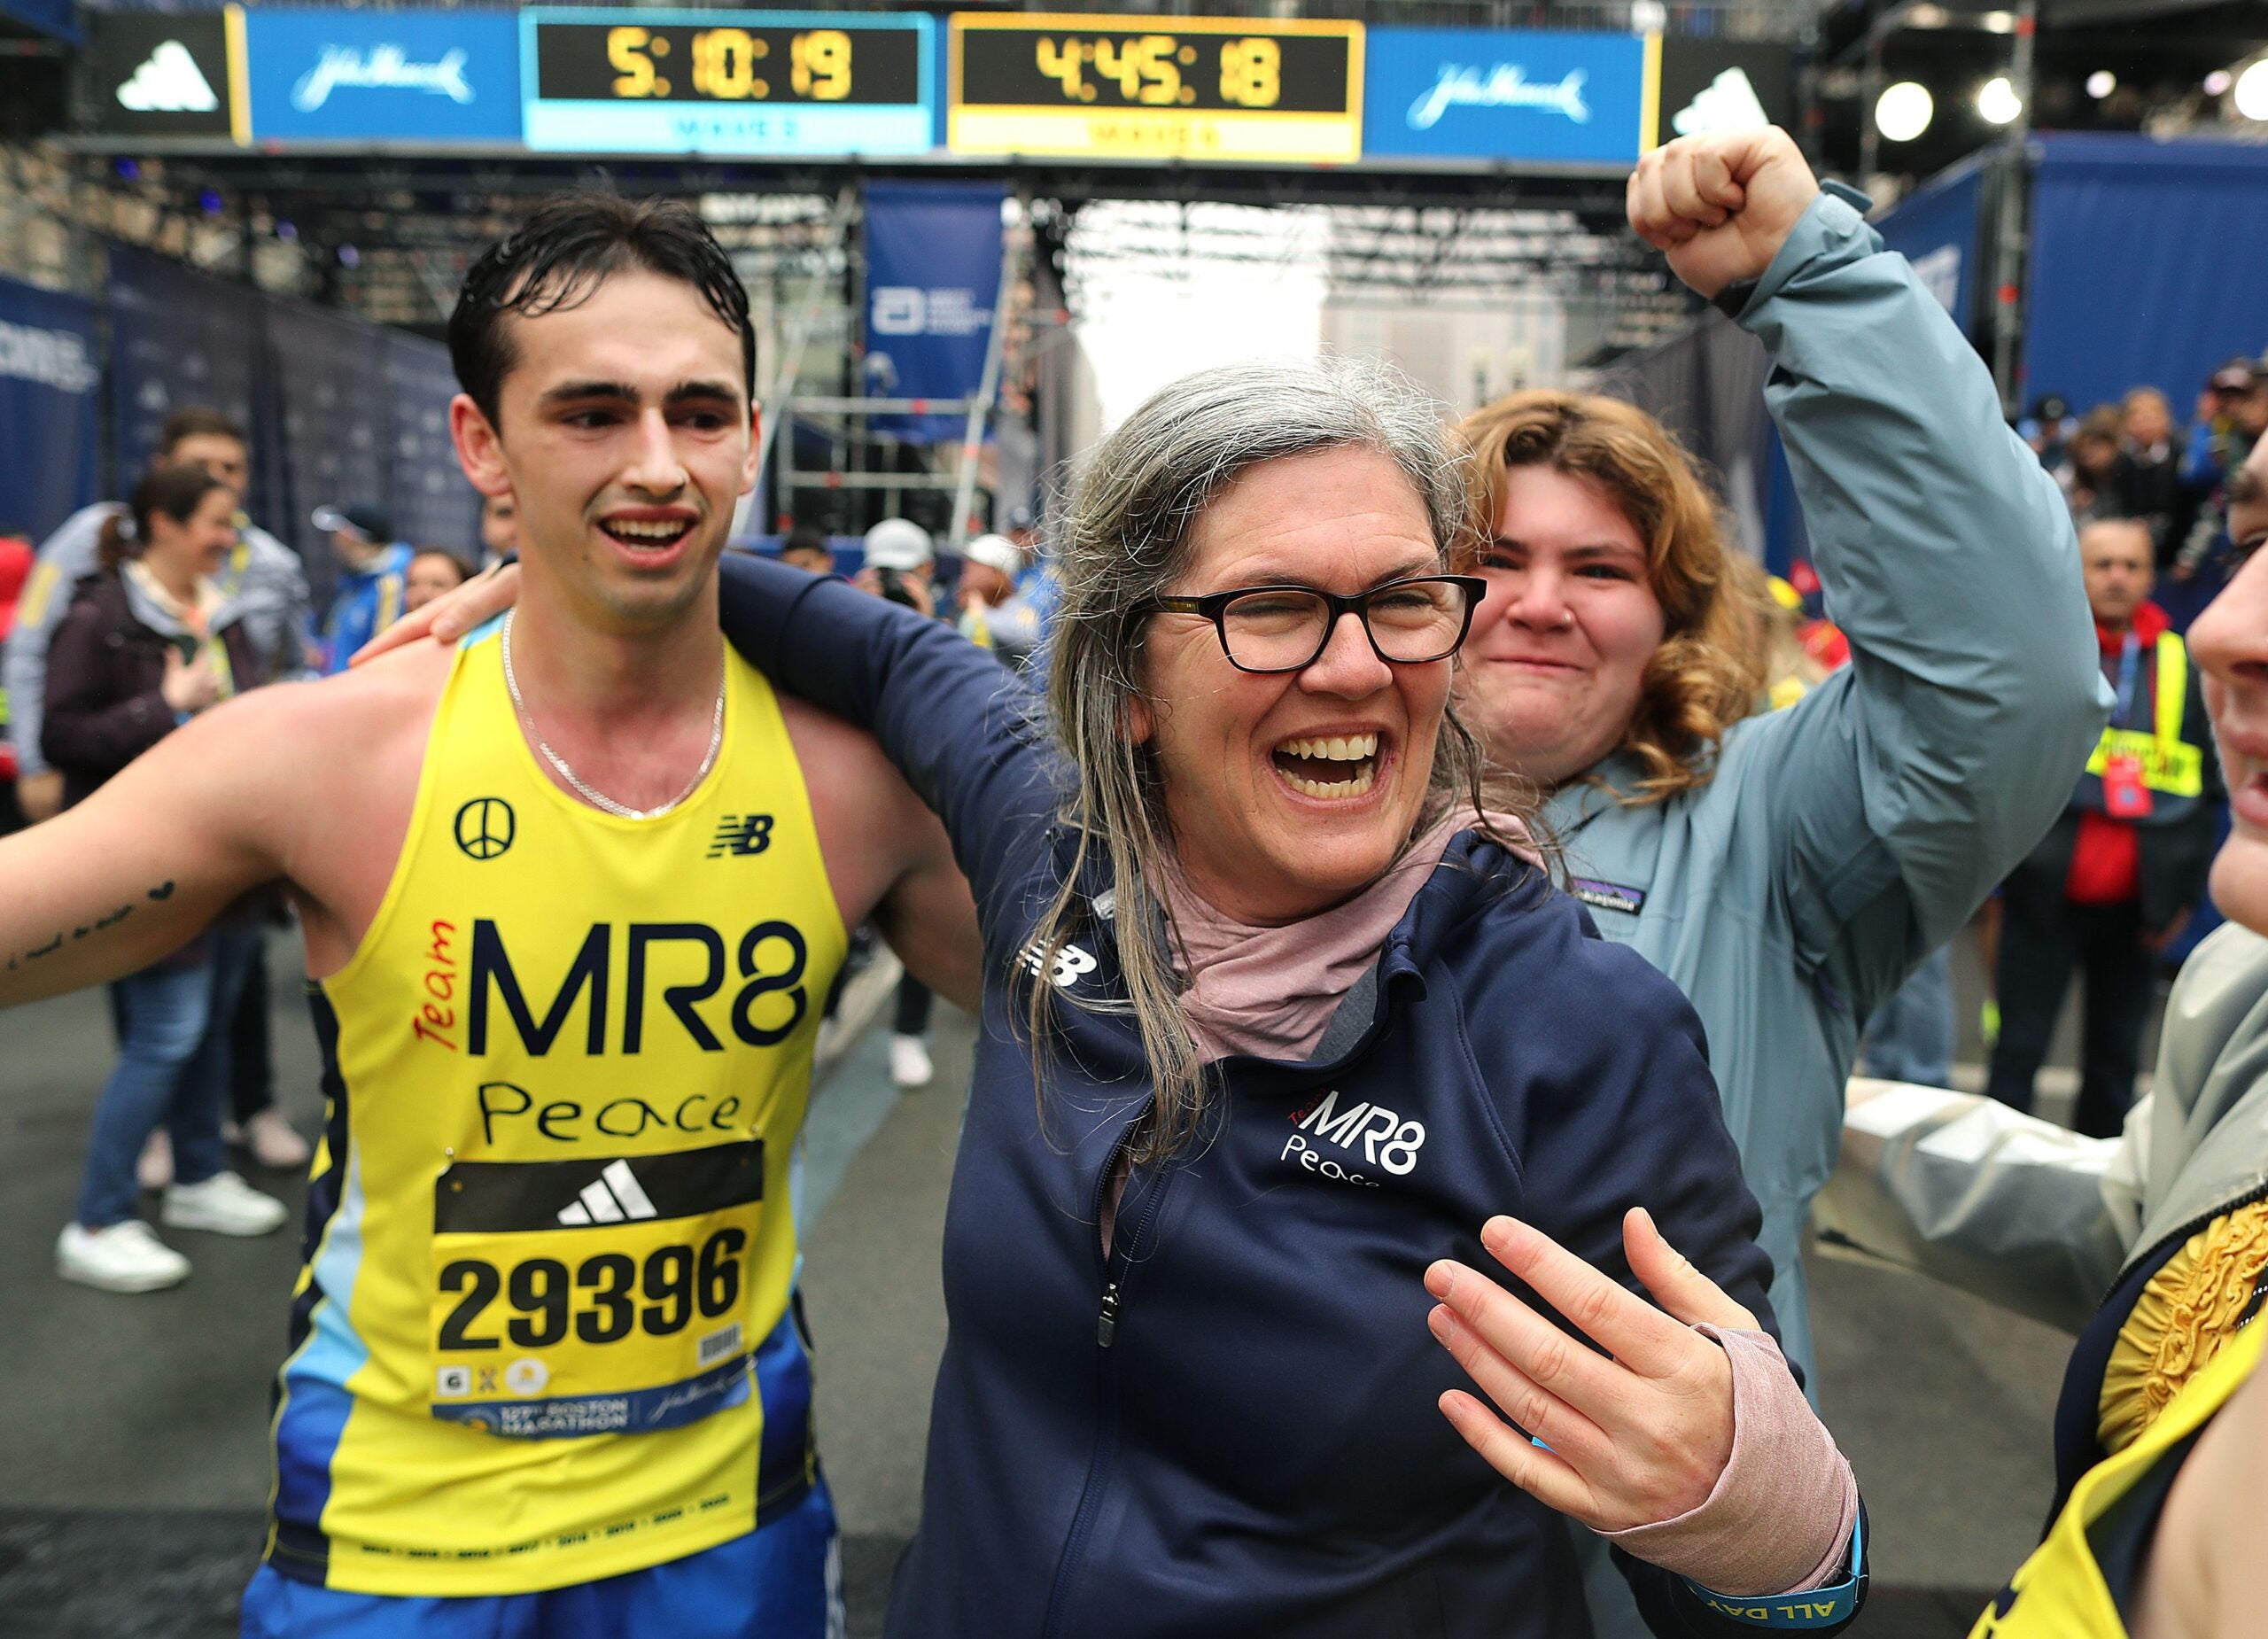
[1985,516,2222,1138]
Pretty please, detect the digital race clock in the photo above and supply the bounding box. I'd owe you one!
[521,9,935,156]
[947,13,1363,164]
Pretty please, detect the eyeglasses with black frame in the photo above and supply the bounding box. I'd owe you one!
[1143,575,1487,674]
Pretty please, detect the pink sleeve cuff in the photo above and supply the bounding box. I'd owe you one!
[1599,1324,1859,1596]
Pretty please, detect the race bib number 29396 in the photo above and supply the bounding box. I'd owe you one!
[428,1143,762,1439]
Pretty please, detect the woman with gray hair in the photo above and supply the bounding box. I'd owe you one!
[690,350,1867,1636]
[397,349,1868,1634]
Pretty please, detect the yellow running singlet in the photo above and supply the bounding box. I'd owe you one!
[1969,1317,2266,1639]
[264,618,847,1595]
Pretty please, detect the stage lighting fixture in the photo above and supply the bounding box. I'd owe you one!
[1876,82,1935,143]
[1977,76,2023,126]
[2237,61,2268,121]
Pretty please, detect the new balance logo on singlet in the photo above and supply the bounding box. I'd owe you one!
[707,815,775,858]
[557,1159,659,1225]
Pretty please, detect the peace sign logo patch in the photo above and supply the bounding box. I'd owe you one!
[454,797,517,861]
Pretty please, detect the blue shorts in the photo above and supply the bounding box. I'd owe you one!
[239,1477,843,1639]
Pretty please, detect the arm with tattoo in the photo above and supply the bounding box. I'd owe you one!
[0,695,291,1006]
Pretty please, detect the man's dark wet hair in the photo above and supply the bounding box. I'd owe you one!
[448,194,754,431]
[159,406,247,453]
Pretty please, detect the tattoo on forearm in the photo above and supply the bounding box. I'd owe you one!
[5,883,164,971]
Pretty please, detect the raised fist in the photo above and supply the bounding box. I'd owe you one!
[1627,128,1821,301]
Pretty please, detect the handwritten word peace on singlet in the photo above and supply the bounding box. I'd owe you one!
[265,618,847,1596]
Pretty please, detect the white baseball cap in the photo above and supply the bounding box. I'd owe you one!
[862,517,933,571]
[962,533,1024,580]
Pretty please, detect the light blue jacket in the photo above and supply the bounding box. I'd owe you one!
[1542,187,2110,1385]
[318,542,412,676]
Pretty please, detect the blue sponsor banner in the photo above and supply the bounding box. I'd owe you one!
[2024,133,2268,422]
[864,180,1004,445]
[245,8,521,144]
[0,276,99,541]
[1363,28,1646,166]
[261,298,393,605]
[521,9,936,158]
[388,331,480,557]
[1871,155,1983,341]
[108,246,266,502]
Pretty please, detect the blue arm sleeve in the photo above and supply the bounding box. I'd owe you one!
[717,554,1065,943]
[1729,188,2109,975]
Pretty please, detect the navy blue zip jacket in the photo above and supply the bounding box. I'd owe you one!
[719,555,1861,1638]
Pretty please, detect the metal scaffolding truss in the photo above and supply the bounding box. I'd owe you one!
[1060,194,1687,346]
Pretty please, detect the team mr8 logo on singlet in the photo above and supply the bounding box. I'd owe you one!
[416,915,813,1437]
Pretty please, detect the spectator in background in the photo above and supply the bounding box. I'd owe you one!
[402,548,472,616]
[858,517,942,1090]
[477,489,518,569]
[313,501,410,675]
[0,532,29,835]
[6,409,314,1182]
[1001,502,1061,638]
[2172,360,2268,586]
[42,463,290,1292]
[2062,406,2125,517]
[857,515,936,616]
[778,524,835,577]
[6,408,310,826]
[2027,393,2073,473]
[1986,517,2220,1137]
[954,532,1041,672]
[2187,361,2261,488]
[2115,386,2187,565]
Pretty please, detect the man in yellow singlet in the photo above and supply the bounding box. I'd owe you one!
[0,196,978,1637]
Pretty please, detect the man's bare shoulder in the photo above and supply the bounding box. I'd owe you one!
[773,691,952,932]
[196,639,454,787]
[775,691,905,795]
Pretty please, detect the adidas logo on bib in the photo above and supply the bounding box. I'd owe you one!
[556,1158,658,1225]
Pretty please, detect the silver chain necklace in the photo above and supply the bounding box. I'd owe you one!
[500,611,724,821]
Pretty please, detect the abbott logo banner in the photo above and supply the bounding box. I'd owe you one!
[1362,27,1644,165]
[862,181,1006,443]
[245,9,520,143]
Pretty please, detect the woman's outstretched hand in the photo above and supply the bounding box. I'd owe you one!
[353,558,523,664]
[1425,1208,1752,1533]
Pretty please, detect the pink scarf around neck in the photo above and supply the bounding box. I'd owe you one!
[1159,806,1533,1064]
